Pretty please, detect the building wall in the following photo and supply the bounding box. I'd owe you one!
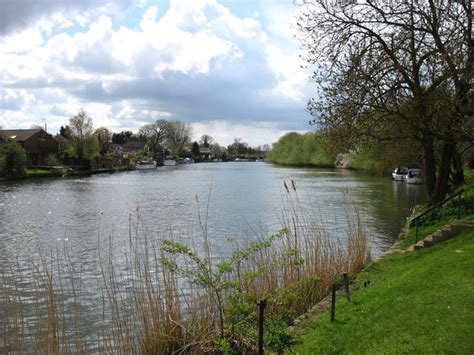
[20,131,59,166]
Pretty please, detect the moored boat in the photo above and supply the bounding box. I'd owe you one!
[163,156,177,166]
[135,158,156,170]
[406,168,423,184]
[392,166,408,181]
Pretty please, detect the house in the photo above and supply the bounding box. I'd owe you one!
[0,129,59,166]
[54,134,68,152]
[121,140,146,153]
[199,147,212,160]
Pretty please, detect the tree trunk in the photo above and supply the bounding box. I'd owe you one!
[431,142,455,204]
[451,145,465,187]
[423,138,437,201]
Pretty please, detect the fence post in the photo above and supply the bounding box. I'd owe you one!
[330,283,336,322]
[415,220,419,243]
[343,273,351,302]
[258,299,267,355]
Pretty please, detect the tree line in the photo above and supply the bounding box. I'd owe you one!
[58,111,268,165]
[1,109,269,178]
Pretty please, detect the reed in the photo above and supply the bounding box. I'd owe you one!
[1,184,370,353]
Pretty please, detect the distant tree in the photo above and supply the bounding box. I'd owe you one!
[112,130,133,144]
[166,121,192,155]
[96,127,113,155]
[139,119,169,156]
[192,141,200,157]
[30,124,43,129]
[227,138,250,155]
[200,134,214,148]
[211,143,226,159]
[0,139,27,179]
[59,125,72,139]
[66,109,99,167]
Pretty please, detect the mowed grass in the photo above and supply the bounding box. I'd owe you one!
[26,168,52,175]
[289,230,474,354]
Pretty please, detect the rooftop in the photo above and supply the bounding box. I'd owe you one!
[0,129,43,141]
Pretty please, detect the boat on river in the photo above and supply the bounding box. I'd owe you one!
[406,168,423,184]
[392,166,408,181]
[136,158,156,170]
[163,156,177,166]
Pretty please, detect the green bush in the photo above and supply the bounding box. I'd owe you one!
[0,139,27,179]
[46,153,61,166]
[267,132,335,166]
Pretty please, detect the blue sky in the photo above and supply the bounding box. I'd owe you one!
[0,0,313,146]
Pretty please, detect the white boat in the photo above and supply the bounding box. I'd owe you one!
[136,158,156,170]
[392,166,408,181]
[163,156,176,166]
[406,168,423,184]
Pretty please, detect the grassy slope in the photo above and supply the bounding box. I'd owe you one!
[289,231,474,354]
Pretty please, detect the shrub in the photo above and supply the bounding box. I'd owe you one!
[0,139,27,179]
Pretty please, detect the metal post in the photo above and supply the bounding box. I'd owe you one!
[258,299,267,355]
[415,220,419,243]
[330,284,336,322]
[343,273,351,302]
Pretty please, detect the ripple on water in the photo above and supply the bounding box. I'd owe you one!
[0,163,425,337]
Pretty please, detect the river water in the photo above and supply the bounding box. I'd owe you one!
[0,162,424,258]
[0,162,424,345]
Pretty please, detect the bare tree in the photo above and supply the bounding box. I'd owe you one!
[166,121,192,155]
[200,134,214,148]
[297,0,473,203]
[139,119,169,157]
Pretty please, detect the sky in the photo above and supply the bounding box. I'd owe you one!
[0,0,314,146]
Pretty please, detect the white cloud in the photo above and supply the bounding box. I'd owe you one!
[264,44,308,101]
[1,89,36,111]
[0,0,313,145]
[0,26,44,54]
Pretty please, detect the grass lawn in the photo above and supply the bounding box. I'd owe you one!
[26,168,53,175]
[288,230,474,354]
[26,167,66,178]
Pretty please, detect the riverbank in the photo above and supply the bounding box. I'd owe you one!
[287,170,474,354]
[21,166,131,179]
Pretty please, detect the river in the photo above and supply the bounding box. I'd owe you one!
[0,162,424,346]
[0,162,424,258]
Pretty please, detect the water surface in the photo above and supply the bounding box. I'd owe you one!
[0,162,425,263]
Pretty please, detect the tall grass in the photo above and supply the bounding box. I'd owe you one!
[1,184,370,353]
